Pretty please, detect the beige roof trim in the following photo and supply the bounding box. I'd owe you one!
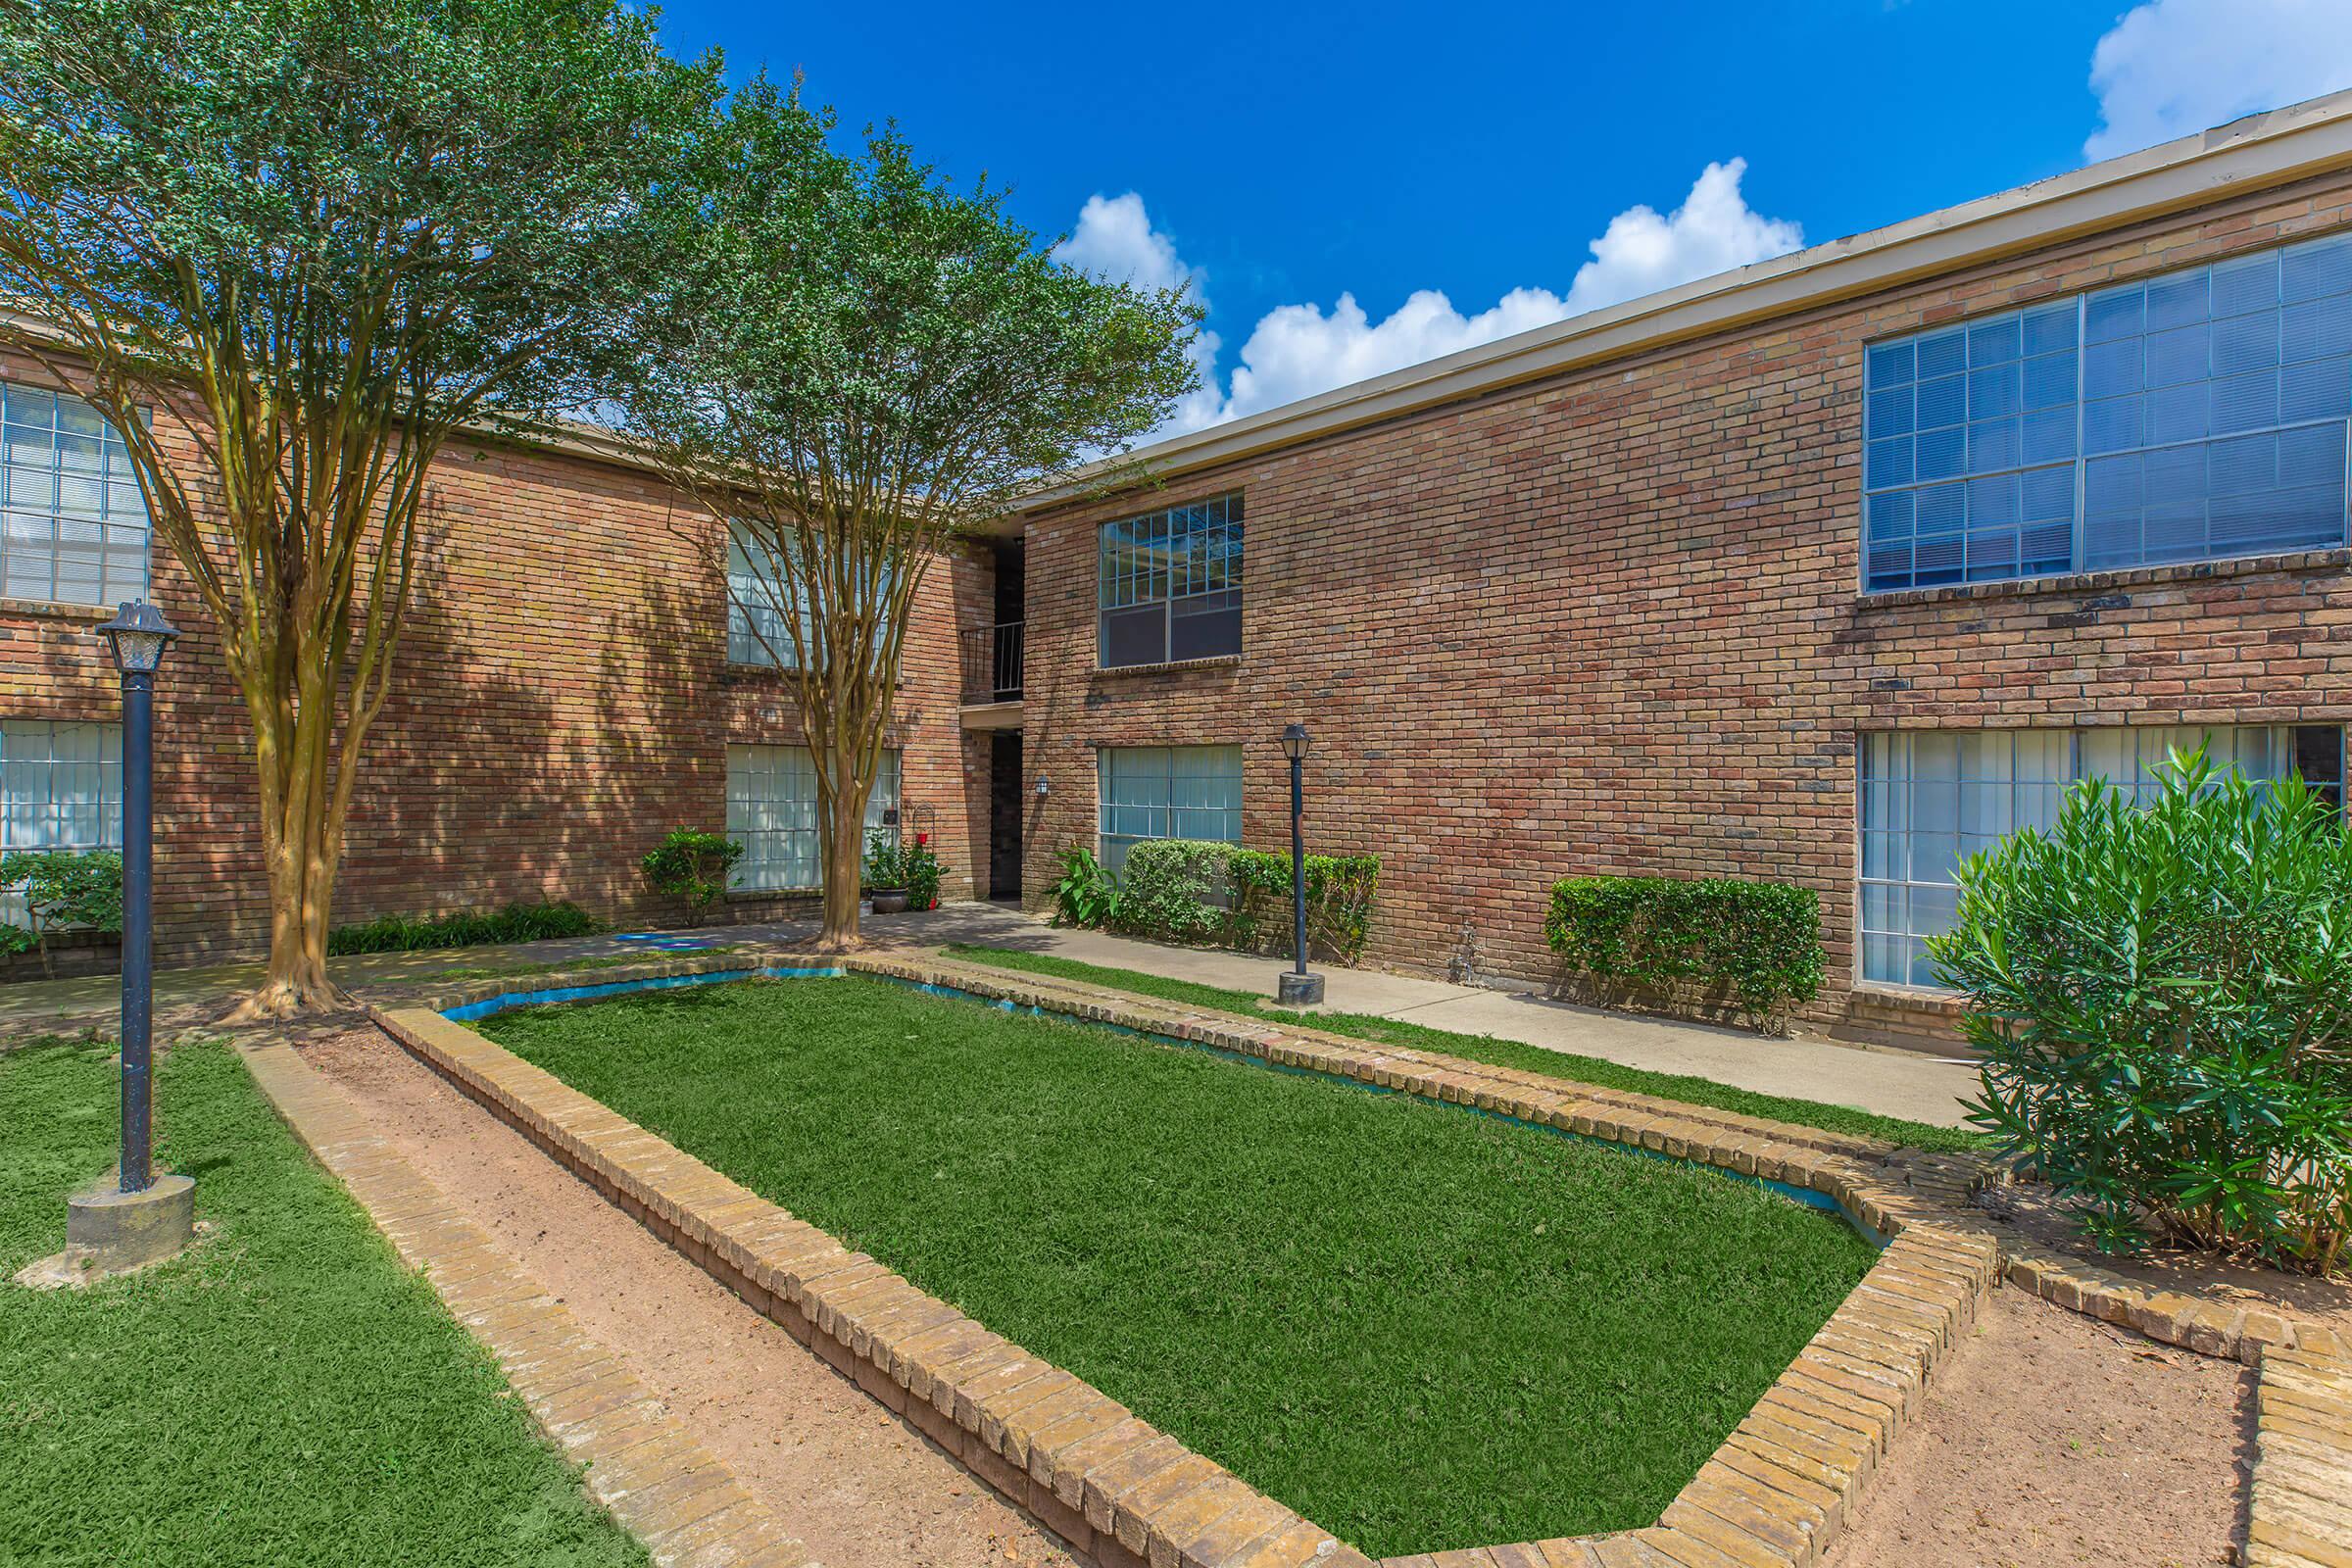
[1022,87,2352,514]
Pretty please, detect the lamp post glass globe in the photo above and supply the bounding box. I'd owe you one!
[97,599,179,673]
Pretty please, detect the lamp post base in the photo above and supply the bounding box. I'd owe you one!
[1275,971,1327,1006]
[68,1172,195,1272]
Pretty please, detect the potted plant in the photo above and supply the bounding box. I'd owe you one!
[863,833,909,913]
[901,832,943,911]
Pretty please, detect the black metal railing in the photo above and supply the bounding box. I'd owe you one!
[957,620,1023,704]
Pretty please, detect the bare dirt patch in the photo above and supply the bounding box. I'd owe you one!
[302,1022,1078,1568]
[1980,1182,2352,1335]
[1822,1286,2251,1568]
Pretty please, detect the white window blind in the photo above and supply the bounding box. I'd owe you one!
[1097,745,1242,875]
[726,745,901,892]
[1,383,150,607]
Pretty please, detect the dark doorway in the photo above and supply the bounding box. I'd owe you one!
[989,730,1023,902]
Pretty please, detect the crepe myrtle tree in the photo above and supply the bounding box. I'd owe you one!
[0,0,720,1015]
[621,78,1199,949]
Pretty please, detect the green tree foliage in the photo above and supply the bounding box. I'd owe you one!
[618,78,1200,949]
[1936,750,2352,1274]
[0,0,719,1014]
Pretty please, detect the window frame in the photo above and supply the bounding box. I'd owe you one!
[1095,494,1244,670]
[0,379,153,608]
[1094,744,1244,875]
[1858,232,2352,595]
[1852,723,2347,991]
[724,743,902,894]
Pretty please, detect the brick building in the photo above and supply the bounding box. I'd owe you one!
[9,93,2352,1046]
[981,91,2352,1046]
[0,343,998,966]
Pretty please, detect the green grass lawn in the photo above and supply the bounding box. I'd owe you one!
[0,1038,647,1568]
[484,976,1879,1555]
[941,943,1987,1155]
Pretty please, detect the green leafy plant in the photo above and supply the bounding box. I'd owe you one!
[860,833,946,909]
[1544,875,1823,1034]
[1051,839,1382,965]
[640,830,743,927]
[1051,845,1122,928]
[0,849,124,978]
[1935,748,2352,1274]
[325,900,605,956]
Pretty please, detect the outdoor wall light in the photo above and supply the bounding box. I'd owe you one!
[1035,775,1050,798]
[1275,722,1324,1006]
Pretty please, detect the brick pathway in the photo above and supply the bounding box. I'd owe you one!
[2247,1345,2352,1568]
[237,1033,811,1568]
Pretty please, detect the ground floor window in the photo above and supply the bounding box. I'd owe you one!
[1097,744,1242,876]
[1859,723,2344,988]
[725,745,900,893]
[0,719,122,927]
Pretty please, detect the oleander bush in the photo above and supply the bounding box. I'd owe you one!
[1544,875,1824,1034]
[325,899,605,956]
[1055,839,1381,965]
[1934,749,2352,1274]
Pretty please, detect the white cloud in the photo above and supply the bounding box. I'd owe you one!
[2084,0,2352,162]
[1065,162,1801,437]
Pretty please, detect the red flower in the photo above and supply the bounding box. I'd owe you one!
[915,832,930,847]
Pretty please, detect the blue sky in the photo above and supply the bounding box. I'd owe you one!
[653,0,2352,436]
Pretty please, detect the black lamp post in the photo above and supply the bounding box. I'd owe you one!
[1275,723,1325,1006]
[95,599,178,1194]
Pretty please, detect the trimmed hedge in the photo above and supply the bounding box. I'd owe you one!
[325,899,606,956]
[1091,840,1381,966]
[1544,875,1823,1033]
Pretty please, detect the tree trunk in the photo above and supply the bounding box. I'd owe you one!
[817,799,864,951]
[230,721,350,1019]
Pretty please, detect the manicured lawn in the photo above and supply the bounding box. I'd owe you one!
[0,1038,647,1568]
[485,976,1879,1555]
[943,942,1988,1155]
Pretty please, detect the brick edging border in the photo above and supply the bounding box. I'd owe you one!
[2247,1345,2352,1568]
[235,1034,812,1568]
[377,952,2352,1568]
[370,998,1367,1568]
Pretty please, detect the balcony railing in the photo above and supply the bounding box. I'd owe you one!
[958,620,1023,704]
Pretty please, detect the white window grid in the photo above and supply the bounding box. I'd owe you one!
[1857,724,2341,989]
[725,745,900,893]
[1862,230,2352,592]
[1097,494,1243,667]
[0,382,151,607]
[1096,745,1242,876]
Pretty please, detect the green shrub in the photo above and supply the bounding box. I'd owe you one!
[1063,839,1382,965]
[1544,875,1823,1033]
[1935,750,2352,1274]
[325,899,605,956]
[0,849,124,977]
[640,828,743,926]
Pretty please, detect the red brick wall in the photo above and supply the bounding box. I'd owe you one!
[1016,171,2352,1044]
[0,347,985,964]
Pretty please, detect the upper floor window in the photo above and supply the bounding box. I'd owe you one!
[1,382,150,607]
[1098,494,1243,668]
[1862,232,2352,592]
[726,525,898,670]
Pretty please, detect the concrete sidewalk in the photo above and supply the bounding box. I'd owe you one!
[935,908,1981,1129]
[0,899,1980,1128]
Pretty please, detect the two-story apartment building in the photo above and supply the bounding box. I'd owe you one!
[9,91,2352,1047]
[963,90,2352,1047]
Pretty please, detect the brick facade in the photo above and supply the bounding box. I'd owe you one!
[1012,171,2352,1045]
[0,344,990,965]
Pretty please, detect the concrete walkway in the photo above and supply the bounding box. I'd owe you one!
[0,900,1980,1128]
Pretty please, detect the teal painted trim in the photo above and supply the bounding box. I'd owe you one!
[439,964,845,1021]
